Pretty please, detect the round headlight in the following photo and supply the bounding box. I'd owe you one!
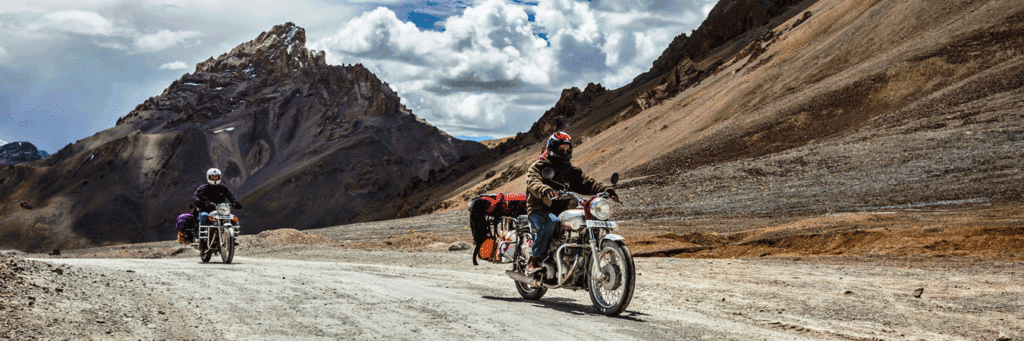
[217,203,231,216]
[590,198,613,220]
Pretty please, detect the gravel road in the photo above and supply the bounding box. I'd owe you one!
[6,248,1021,340]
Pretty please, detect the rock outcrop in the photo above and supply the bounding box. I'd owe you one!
[0,23,485,252]
[643,0,804,81]
[0,142,42,165]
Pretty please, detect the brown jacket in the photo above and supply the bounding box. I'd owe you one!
[525,158,611,215]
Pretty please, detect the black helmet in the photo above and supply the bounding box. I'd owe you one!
[546,132,572,164]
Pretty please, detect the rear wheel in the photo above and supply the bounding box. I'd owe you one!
[588,240,635,316]
[513,260,547,300]
[219,228,235,264]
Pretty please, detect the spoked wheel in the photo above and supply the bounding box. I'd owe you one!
[588,240,635,316]
[513,260,547,300]
[219,228,235,264]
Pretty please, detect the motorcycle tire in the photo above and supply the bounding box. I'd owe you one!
[588,240,635,316]
[200,232,213,263]
[513,262,547,300]
[220,228,235,264]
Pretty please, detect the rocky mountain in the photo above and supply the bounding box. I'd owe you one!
[375,0,1024,221]
[0,23,484,252]
[0,142,43,165]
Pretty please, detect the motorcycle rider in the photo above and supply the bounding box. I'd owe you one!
[525,132,618,273]
[193,168,242,232]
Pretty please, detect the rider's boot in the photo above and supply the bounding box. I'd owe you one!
[525,256,540,274]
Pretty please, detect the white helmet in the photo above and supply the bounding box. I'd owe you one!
[206,168,222,185]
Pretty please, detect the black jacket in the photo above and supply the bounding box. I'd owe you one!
[192,184,238,213]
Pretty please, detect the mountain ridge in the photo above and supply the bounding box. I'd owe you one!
[0,23,484,252]
[370,0,1024,223]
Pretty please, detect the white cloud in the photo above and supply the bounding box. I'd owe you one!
[135,30,202,53]
[43,10,117,36]
[1,0,715,148]
[159,61,190,70]
[13,10,202,53]
[312,0,712,137]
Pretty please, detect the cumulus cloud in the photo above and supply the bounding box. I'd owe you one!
[159,61,190,70]
[135,30,202,53]
[1,0,716,150]
[313,0,713,137]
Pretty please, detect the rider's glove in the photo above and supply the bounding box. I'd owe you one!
[543,189,559,199]
[232,202,243,209]
[607,189,620,203]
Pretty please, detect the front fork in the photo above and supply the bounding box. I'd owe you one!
[588,228,625,282]
[588,228,606,282]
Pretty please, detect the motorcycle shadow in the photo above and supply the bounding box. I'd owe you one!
[195,261,244,265]
[480,296,648,322]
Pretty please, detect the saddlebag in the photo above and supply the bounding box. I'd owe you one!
[468,193,527,265]
[175,212,197,244]
[478,238,498,261]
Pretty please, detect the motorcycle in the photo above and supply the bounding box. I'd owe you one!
[197,202,240,264]
[497,169,635,316]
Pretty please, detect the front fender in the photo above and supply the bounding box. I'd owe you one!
[602,234,625,242]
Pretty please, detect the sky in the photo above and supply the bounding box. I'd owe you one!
[0,0,717,153]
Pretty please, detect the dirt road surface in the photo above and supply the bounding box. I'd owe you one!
[6,248,1022,340]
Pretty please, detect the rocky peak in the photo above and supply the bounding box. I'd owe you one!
[194,22,325,77]
[116,22,405,131]
[0,141,42,165]
[641,0,801,81]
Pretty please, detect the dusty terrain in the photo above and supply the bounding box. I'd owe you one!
[3,205,1023,340]
[3,0,1024,338]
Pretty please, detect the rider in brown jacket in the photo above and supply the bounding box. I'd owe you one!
[525,132,618,273]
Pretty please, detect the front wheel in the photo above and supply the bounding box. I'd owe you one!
[219,228,235,264]
[588,240,635,316]
[199,228,213,263]
[200,237,212,263]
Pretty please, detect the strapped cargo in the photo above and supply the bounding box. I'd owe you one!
[468,193,527,265]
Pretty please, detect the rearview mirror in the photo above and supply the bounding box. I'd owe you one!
[542,167,555,180]
[610,173,619,186]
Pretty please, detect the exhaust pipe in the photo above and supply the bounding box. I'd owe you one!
[506,270,544,288]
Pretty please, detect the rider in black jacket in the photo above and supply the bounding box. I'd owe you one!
[192,168,242,227]
[524,132,617,273]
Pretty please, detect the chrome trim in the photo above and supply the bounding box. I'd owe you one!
[554,243,587,286]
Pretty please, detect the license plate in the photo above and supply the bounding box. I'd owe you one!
[586,220,617,228]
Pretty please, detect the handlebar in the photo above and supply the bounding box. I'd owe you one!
[554,190,618,203]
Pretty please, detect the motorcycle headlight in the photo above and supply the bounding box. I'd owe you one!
[590,198,613,221]
[217,203,231,216]
[558,210,586,232]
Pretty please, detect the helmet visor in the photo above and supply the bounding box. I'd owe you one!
[209,174,221,181]
[556,144,572,156]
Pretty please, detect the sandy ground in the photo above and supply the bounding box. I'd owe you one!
[3,206,1023,340]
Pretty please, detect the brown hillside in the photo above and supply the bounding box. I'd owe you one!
[376,0,1024,227]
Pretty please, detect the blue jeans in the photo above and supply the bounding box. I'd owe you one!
[529,211,560,260]
[199,212,212,226]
